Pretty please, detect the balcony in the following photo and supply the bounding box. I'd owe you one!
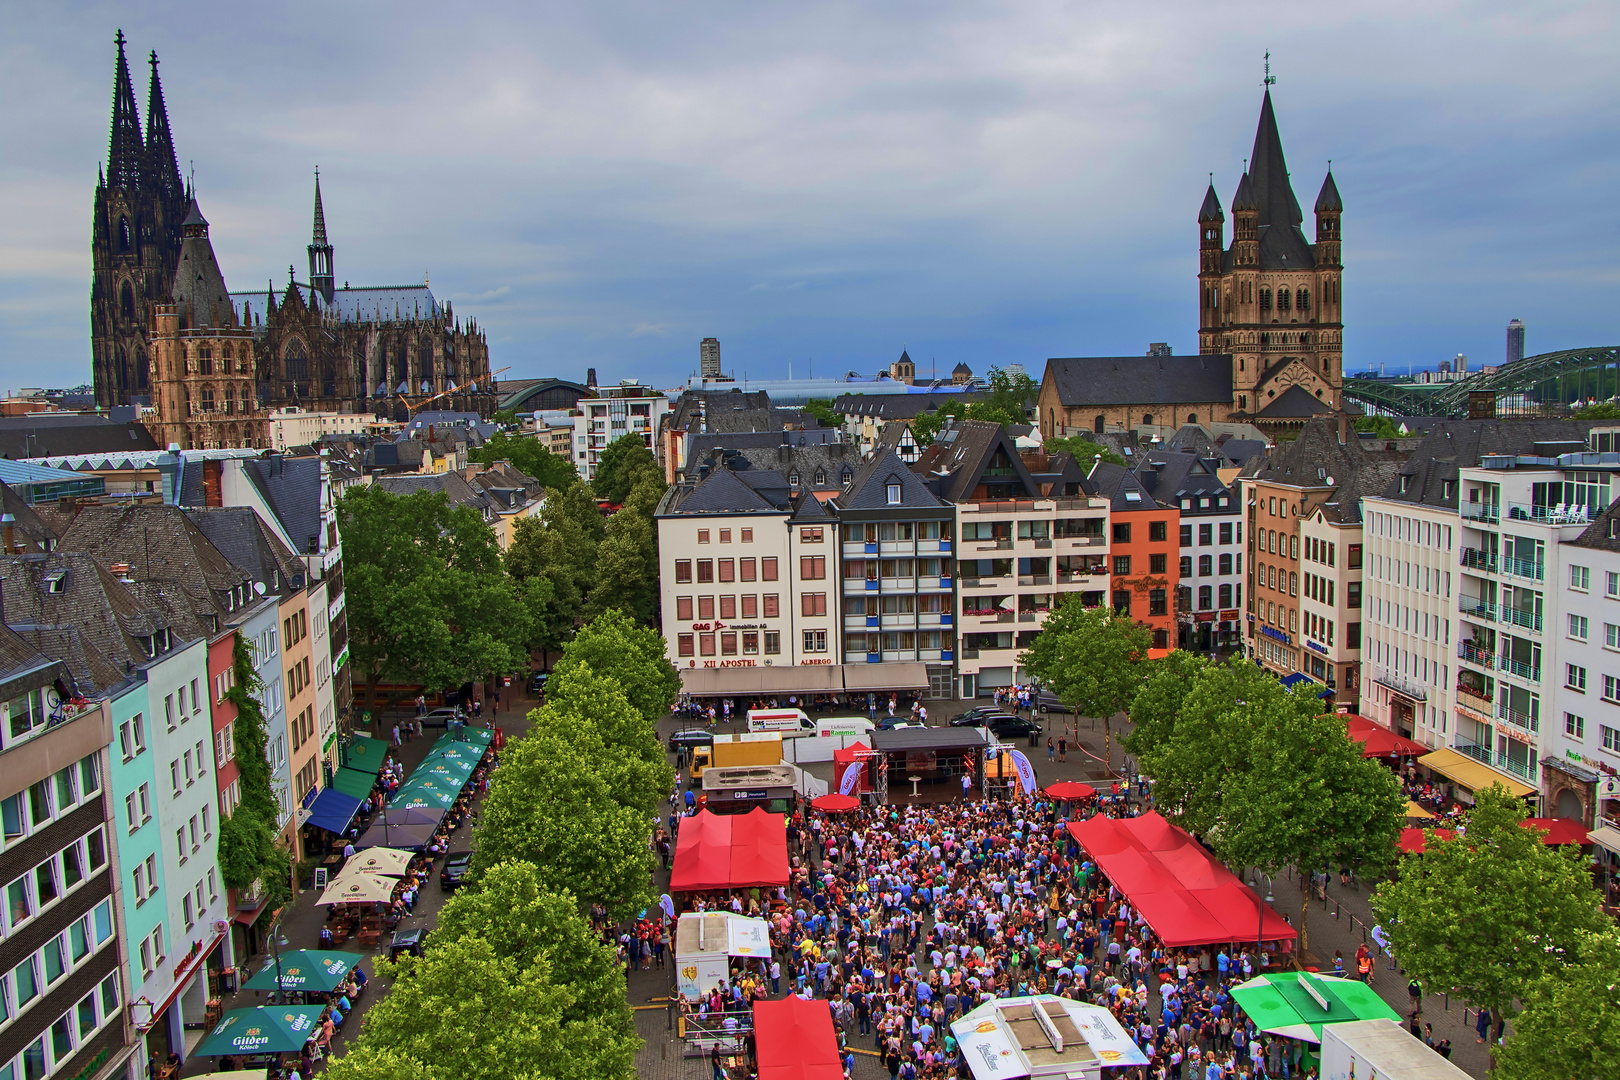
[1454,687,1493,720]
[1458,596,1496,622]
[1033,538,1054,549]
[1505,502,1593,526]
[961,648,979,659]
[1496,706,1540,735]
[1065,536,1108,548]
[1502,556,1545,582]
[1017,575,1053,587]
[1458,642,1496,668]
[1459,548,1498,574]
[1461,502,1501,523]
[1499,656,1541,682]
[1500,606,1543,633]
[975,539,1014,552]
[1454,742,1536,783]
[1019,612,1037,623]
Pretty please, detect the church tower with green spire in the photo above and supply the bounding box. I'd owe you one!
[1198,84,1343,429]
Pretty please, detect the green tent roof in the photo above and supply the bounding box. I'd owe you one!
[340,734,390,776]
[1229,972,1401,1044]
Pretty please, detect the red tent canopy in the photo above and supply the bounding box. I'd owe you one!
[1523,817,1589,845]
[1067,812,1297,947]
[831,742,872,795]
[811,794,859,812]
[1043,781,1096,800]
[754,997,841,1080]
[1398,827,1457,854]
[669,809,790,892]
[1345,715,1427,758]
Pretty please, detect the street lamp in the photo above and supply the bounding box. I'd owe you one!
[1250,871,1275,972]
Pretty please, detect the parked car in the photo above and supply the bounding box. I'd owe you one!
[1034,691,1072,714]
[875,714,917,730]
[987,715,1042,738]
[946,706,1003,726]
[948,712,1020,729]
[440,851,474,891]
[422,707,464,728]
[667,729,714,754]
[526,672,549,695]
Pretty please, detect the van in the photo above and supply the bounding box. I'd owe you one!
[813,716,875,739]
[746,708,811,734]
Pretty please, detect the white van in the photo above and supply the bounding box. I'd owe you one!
[746,709,875,740]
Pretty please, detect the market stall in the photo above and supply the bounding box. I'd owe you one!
[753,996,842,1080]
[1344,716,1427,759]
[1229,971,1401,1044]
[1066,812,1297,947]
[674,911,773,1002]
[950,995,1148,1080]
[668,809,790,894]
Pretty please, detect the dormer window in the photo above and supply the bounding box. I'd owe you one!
[1399,475,1411,493]
[1442,480,1455,499]
[815,470,826,486]
[887,483,902,505]
[788,473,800,491]
[44,571,66,594]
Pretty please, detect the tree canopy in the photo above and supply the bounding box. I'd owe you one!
[802,398,845,427]
[911,366,1037,447]
[592,433,660,505]
[1494,928,1620,1080]
[552,609,681,728]
[469,430,579,490]
[1043,434,1126,467]
[1371,784,1609,1027]
[1018,597,1151,763]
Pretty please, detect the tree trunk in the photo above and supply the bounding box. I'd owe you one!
[364,668,381,736]
[1102,712,1113,774]
[1299,874,1312,956]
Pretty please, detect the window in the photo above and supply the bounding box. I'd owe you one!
[718,559,735,583]
[801,556,827,580]
[1609,571,1619,598]
[1219,583,1233,608]
[1570,614,1590,641]
[1113,522,1131,543]
[740,558,756,581]
[886,483,902,505]
[1198,524,1213,546]
[676,597,693,621]
[697,530,710,544]
[675,560,692,583]
[1198,585,1213,610]
[1113,556,1131,575]
[1180,556,1192,578]
[1605,675,1620,705]
[719,596,736,619]
[170,760,181,797]
[741,528,753,543]
[698,597,714,620]
[697,560,714,583]
[1179,524,1193,547]
[741,595,757,618]
[761,558,779,581]
[1149,588,1167,616]
[1346,582,1362,609]
[1571,565,1591,591]
[743,632,759,655]
[1219,553,1233,575]
[1198,554,1212,577]
[1567,712,1586,739]
[1150,553,1167,574]
[800,527,824,543]
[1605,725,1620,754]
[677,634,695,657]
[764,632,781,655]
[720,633,738,656]
[1220,522,1234,545]
[1607,623,1620,651]
[1567,663,1587,692]
[803,630,828,653]
[763,594,779,617]
[801,593,827,616]
[719,529,731,543]
[1149,521,1168,542]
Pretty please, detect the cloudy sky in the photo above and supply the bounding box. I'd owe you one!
[2,1,1617,392]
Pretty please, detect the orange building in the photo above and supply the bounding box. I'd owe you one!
[1089,463,1181,654]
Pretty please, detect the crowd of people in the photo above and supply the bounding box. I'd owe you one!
[669,789,1337,1080]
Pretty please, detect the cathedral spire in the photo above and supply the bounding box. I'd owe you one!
[106,31,144,189]
[1248,88,1302,228]
[308,169,335,304]
[145,50,183,201]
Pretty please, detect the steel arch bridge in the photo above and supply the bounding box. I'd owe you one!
[1344,347,1620,418]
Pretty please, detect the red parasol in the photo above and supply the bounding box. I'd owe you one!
[811,793,860,812]
[1043,781,1097,800]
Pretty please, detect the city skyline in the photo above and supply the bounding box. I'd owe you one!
[2,3,1618,392]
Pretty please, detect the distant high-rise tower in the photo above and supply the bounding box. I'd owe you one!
[700,338,722,378]
[1507,319,1526,365]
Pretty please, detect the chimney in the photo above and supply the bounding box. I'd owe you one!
[1,514,14,555]
[1337,411,1349,446]
[202,460,224,508]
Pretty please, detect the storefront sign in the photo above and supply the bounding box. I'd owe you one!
[800,658,833,665]
[717,659,756,668]
[1220,610,1241,620]
[1260,625,1291,645]
[730,790,770,800]
[334,646,349,671]
[1307,641,1327,654]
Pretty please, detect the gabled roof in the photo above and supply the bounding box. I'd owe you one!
[236,456,326,556]
[836,448,946,512]
[1378,420,1590,511]
[1087,461,1168,512]
[1571,498,1620,554]
[1043,355,1233,408]
[185,507,306,595]
[1135,451,1234,511]
[0,415,160,459]
[1254,385,1335,419]
[833,393,987,420]
[372,471,492,519]
[910,420,1041,504]
[661,466,786,516]
[0,552,167,696]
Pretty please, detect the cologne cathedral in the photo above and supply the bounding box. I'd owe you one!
[90,35,497,448]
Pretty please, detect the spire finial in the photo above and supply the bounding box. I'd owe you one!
[1263,51,1275,87]
[115,28,126,51]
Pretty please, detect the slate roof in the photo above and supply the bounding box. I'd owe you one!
[0,622,70,700]
[1199,182,1223,223]
[185,507,307,595]
[1254,385,1336,419]
[1570,498,1620,554]
[1378,420,1591,511]
[833,393,988,420]
[835,448,947,513]
[372,471,493,519]
[0,482,59,554]
[1042,356,1233,408]
[1316,460,1403,525]
[1087,462,1168,512]
[230,282,443,325]
[237,456,326,556]
[660,466,785,517]
[0,552,166,695]
[911,420,1041,504]
[172,198,237,329]
[1243,89,1317,272]
[1315,171,1343,214]
[0,415,159,459]
[1135,451,1234,512]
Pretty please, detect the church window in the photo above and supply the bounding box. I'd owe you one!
[223,388,235,415]
[1187,413,1197,424]
[1094,415,1106,435]
[1277,288,1290,312]
[1142,414,1153,426]
[1238,395,1247,410]
[1297,288,1309,313]
[1259,288,1271,312]
[199,347,212,376]
[200,388,214,413]
[120,282,136,321]
[284,341,309,387]
[118,217,132,252]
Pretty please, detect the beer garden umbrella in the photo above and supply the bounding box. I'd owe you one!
[317,874,395,906]
[193,1006,325,1056]
[338,847,412,877]
[240,951,357,993]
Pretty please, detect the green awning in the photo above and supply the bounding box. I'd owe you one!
[1228,972,1402,1044]
[330,767,378,800]
[341,734,391,776]
[415,758,475,785]
[391,777,458,810]
[428,726,493,754]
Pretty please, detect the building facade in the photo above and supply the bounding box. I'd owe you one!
[575,382,670,482]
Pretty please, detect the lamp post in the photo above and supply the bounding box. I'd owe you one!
[1250,871,1275,972]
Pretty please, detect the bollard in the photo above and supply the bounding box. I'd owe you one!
[1334,900,1340,920]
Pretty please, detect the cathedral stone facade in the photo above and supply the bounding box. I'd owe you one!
[92,37,497,446]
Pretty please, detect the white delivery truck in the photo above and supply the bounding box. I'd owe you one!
[746,709,875,740]
[1320,1019,1470,1080]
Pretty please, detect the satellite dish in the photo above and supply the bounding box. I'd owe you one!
[1325,476,1335,487]
[253,581,267,596]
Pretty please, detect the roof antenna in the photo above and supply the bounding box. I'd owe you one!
[1264,51,1275,87]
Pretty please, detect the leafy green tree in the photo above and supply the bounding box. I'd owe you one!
[1044,434,1126,467]
[1018,597,1150,763]
[218,634,292,904]
[1372,784,1609,1035]
[323,934,638,1080]
[1495,929,1620,1080]
[911,366,1036,447]
[1121,650,1210,759]
[540,662,673,816]
[471,706,657,915]
[1353,414,1407,439]
[1574,401,1620,420]
[585,469,665,623]
[338,486,531,729]
[552,609,681,727]
[802,398,845,427]
[592,433,658,505]
[470,430,579,490]
[431,860,633,1032]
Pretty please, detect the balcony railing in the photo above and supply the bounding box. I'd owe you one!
[1460,548,1498,573]
[1064,535,1108,548]
[961,648,979,659]
[1462,502,1501,524]
[1458,596,1496,621]
[1499,656,1541,682]
[974,539,1014,551]
[1454,687,1493,718]
[1501,606,1544,633]
[1497,706,1540,734]
[1505,502,1593,526]
[1458,642,1496,668]
[1454,742,1536,783]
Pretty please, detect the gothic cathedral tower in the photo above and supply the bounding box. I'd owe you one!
[1198,88,1343,423]
[91,33,187,408]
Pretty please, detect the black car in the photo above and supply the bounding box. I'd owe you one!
[388,928,425,959]
[948,712,1021,729]
[986,715,1042,738]
[1033,691,1071,714]
[875,714,915,730]
[440,851,474,891]
[667,729,714,753]
[526,672,549,695]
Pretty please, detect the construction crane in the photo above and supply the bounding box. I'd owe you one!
[396,367,510,414]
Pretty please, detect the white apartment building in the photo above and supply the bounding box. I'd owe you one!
[265,407,373,451]
[573,381,671,482]
[1362,493,1456,748]
[1550,507,1620,829]
[1298,498,1366,708]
